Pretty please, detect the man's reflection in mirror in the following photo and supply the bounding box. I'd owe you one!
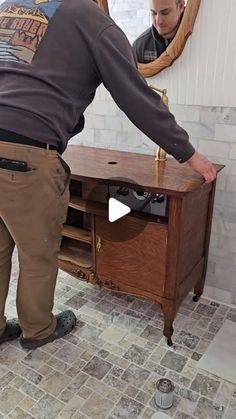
[133,0,185,63]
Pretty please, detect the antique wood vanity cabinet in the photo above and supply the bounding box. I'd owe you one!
[59,145,223,345]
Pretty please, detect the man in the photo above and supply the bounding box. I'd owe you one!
[0,0,216,350]
[133,0,185,63]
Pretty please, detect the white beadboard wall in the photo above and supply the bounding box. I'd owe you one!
[109,0,236,107]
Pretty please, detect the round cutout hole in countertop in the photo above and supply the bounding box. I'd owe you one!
[107,161,118,164]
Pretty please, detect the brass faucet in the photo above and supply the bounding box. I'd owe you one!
[149,85,168,161]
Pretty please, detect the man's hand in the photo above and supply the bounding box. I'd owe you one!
[187,151,217,183]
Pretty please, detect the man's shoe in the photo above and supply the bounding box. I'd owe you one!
[0,319,21,344]
[19,310,77,350]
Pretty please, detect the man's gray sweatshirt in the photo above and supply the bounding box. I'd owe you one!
[0,0,195,161]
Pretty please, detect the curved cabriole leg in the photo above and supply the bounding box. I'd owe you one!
[162,302,176,347]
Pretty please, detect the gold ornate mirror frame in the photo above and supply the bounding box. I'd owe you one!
[98,0,110,14]
[98,0,201,78]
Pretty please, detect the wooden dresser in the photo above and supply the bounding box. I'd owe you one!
[59,145,224,346]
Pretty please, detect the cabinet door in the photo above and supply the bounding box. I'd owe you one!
[95,215,167,297]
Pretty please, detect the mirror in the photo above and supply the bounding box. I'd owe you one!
[98,0,201,78]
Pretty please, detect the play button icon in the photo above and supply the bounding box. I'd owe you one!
[108,198,131,222]
[85,177,149,242]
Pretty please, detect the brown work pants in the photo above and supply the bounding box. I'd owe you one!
[0,141,70,339]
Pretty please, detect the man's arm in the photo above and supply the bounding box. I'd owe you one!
[92,24,216,181]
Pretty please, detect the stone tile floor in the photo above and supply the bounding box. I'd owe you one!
[2,260,236,418]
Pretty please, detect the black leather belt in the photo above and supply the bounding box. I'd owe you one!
[0,128,59,151]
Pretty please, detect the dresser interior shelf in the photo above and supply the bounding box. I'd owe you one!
[62,225,91,244]
[69,195,107,217]
[60,238,92,269]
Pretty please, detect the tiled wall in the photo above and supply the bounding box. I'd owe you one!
[69,1,236,305]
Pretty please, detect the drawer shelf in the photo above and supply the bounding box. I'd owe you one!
[59,238,92,268]
[62,225,91,244]
[58,238,93,280]
[69,195,107,217]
